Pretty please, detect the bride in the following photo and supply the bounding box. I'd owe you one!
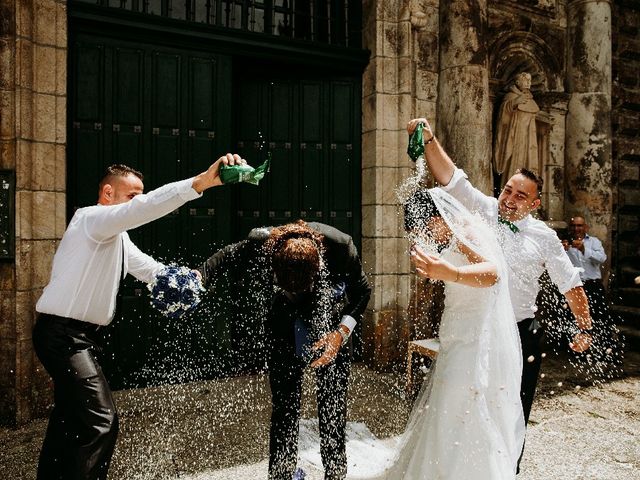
[370,187,525,479]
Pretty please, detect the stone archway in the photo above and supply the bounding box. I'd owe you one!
[488,32,567,224]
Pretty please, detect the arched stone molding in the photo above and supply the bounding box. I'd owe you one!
[488,32,567,222]
[489,31,563,96]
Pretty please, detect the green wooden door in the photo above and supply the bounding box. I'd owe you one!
[231,64,363,358]
[69,34,234,388]
[232,64,362,244]
[69,27,364,389]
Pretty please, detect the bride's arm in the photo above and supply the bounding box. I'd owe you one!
[411,245,498,288]
[456,242,498,287]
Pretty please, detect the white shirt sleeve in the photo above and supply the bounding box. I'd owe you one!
[585,236,607,265]
[440,168,497,217]
[339,315,357,335]
[124,235,165,284]
[544,233,583,294]
[84,178,201,242]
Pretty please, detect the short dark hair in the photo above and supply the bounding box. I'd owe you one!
[514,168,543,198]
[403,189,441,233]
[99,164,144,190]
[264,220,324,293]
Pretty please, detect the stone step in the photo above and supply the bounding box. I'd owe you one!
[613,287,640,308]
[612,305,640,328]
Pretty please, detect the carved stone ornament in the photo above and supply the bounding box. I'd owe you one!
[409,1,428,31]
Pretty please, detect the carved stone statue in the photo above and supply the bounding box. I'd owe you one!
[493,72,540,186]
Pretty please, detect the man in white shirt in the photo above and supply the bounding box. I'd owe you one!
[564,216,607,283]
[407,118,593,469]
[564,216,620,356]
[33,155,243,480]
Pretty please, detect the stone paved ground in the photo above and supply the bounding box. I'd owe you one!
[1,327,639,480]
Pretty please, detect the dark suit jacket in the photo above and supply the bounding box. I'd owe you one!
[200,222,371,358]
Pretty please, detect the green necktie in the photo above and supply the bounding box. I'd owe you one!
[498,217,519,234]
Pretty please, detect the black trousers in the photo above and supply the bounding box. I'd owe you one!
[267,297,350,480]
[268,352,350,480]
[32,314,119,480]
[518,317,544,425]
[516,317,544,473]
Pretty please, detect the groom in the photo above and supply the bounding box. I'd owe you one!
[407,118,593,465]
[200,220,371,480]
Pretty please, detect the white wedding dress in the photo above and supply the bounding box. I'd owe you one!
[360,189,525,480]
[374,245,524,480]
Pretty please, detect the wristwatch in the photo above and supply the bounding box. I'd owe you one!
[337,327,349,346]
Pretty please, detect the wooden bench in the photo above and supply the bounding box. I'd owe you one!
[406,338,440,395]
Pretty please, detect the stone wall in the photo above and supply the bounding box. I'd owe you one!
[0,0,67,426]
[361,0,625,368]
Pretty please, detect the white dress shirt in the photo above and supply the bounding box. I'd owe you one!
[36,178,201,325]
[442,168,582,322]
[566,235,606,281]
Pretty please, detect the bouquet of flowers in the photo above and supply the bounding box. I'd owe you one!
[147,265,205,319]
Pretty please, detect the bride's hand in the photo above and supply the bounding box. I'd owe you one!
[410,246,457,282]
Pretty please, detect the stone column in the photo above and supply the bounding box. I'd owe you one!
[0,0,67,426]
[436,0,492,193]
[361,0,414,370]
[536,93,569,227]
[566,0,612,252]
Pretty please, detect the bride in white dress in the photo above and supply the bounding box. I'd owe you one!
[370,187,525,480]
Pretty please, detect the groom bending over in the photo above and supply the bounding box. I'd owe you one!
[200,221,370,480]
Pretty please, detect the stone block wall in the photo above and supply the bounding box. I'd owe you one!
[0,0,67,426]
[361,0,440,369]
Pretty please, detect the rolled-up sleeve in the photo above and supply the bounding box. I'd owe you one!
[545,234,583,294]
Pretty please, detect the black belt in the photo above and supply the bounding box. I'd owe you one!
[583,279,602,285]
[38,313,102,333]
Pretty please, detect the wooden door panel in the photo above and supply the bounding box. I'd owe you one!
[152,53,182,128]
[113,48,144,125]
[70,32,234,388]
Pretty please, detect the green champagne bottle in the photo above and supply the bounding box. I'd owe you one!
[407,122,425,162]
[220,154,271,186]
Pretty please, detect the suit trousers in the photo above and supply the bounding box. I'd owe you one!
[32,314,119,480]
[268,351,350,480]
[518,316,544,425]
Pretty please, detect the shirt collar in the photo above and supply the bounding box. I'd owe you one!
[513,215,531,231]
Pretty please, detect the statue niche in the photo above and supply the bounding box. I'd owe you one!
[493,72,540,187]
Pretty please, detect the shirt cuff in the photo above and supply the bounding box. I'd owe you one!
[440,167,466,190]
[179,177,203,201]
[339,315,357,335]
[558,267,584,295]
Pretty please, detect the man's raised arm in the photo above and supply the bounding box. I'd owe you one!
[407,118,455,186]
[407,118,496,217]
